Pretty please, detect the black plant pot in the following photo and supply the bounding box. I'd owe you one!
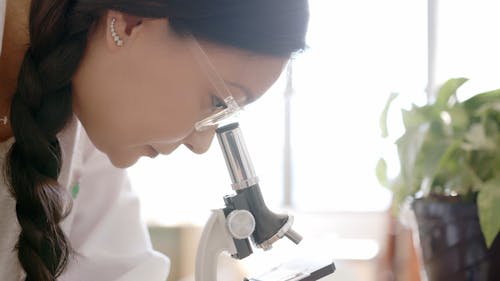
[412,198,500,281]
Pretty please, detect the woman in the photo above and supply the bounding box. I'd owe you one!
[0,0,309,280]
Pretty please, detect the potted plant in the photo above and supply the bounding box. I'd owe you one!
[377,78,500,281]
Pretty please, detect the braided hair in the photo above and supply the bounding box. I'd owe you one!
[6,0,308,280]
[7,1,94,280]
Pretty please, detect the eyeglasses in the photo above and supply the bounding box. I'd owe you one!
[188,36,243,132]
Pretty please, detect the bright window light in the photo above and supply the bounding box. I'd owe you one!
[127,0,427,223]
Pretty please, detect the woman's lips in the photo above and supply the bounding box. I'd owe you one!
[152,143,182,156]
[146,145,159,158]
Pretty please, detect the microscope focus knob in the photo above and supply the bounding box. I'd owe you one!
[226,210,256,240]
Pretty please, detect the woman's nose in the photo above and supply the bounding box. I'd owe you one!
[183,127,217,154]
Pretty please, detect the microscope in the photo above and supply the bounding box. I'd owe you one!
[195,123,335,281]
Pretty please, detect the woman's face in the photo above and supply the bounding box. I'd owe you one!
[72,12,288,168]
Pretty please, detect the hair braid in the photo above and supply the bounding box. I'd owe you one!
[6,1,94,280]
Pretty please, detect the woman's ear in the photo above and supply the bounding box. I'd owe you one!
[105,10,143,51]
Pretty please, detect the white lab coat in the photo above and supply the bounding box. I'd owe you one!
[0,117,170,280]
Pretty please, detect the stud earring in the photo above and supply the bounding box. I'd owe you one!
[110,18,124,47]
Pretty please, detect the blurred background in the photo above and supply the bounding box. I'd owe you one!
[127,1,500,280]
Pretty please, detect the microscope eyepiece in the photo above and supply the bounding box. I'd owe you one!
[217,123,259,190]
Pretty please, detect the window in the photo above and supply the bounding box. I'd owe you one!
[128,0,427,220]
[289,0,427,212]
[433,1,500,97]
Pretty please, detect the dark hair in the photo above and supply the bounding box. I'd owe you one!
[7,0,309,280]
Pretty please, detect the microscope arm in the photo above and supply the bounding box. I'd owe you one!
[195,208,257,281]
[195,210,237,281]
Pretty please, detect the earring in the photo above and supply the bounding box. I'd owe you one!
[110,18,124,47]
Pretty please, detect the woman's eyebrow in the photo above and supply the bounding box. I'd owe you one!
[226,81,254,104]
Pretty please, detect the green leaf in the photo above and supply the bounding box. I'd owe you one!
[464,124,496,150]
[395,124,430,193]
[447,105,469,133]
[477,178,500,248]
[401,105,437,130]
[463,89,500,114]
[494,155,500,179]
[435,78,468,108]
[376,158,388,187]
[380,92,399,138]
[425,140,460,177]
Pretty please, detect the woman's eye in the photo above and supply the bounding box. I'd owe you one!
[212,96,226,110]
